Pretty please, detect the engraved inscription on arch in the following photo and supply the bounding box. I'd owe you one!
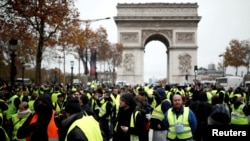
[116,21,198,28]
[117,3,198,17]
[178,53,192,74]
[120,32,139,43]
[176,32,195,43]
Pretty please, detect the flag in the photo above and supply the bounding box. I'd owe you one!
[90,49,96,77]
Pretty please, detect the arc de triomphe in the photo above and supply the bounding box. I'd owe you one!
[114,3,201,85]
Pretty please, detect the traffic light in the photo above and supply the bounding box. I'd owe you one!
[194,65,198,73]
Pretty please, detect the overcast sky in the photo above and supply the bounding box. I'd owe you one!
[70,0,250,81]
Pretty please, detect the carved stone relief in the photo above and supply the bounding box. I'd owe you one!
[120,32,138,43]
[123,53,135,73]
[176,32,195,43]
[178,53,192,74]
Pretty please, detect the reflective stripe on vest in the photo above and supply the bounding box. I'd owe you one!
[65,116,103,141]
[0,113,3,125]
[0,126,10,141]
[26,111,58,141]
[231,104,248,125]
[167,107,192,139]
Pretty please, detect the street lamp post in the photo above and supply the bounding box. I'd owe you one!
[70,61,74,86]
[54,56,64,84]
[9,39,18,87]
[21,61,25,86]
[219,54,225,77]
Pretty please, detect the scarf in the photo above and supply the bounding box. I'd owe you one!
[17,108,32,118]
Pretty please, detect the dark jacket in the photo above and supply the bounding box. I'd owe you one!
[113,107,145,141]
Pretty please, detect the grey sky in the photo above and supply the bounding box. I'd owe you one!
[72,0,250,81]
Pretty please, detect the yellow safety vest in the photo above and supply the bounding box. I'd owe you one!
[167,107,192,140]
[98,101,110,120]
[206,91,212,104]
[165,91,172,100]
[150,97,156,109]
[110,94,120,117]
[28,100,35,112]
[130,111,140,141]
[53,102,64,112]
[65,115,103,141]
[11,113,30,141]
[231,104,248,125]
[146,88,154,98]
[51,91,61,103]
[6,95,19,120]
[151,103,164,121]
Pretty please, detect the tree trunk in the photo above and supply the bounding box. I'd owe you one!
[35,21,45,85]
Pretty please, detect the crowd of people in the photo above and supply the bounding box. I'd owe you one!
[0,80,250,141]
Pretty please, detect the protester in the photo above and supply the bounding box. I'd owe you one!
[150,88,171,141]
[9,101,32,141]
[113,93,145,141]
[17,94,59,141]
[58,98,105,141]
[135,90,152,141]
[98,89,113,141]
[207,95,231,125]
[164,94,197,141]
[188,91,212,141]
[0,111,9,141]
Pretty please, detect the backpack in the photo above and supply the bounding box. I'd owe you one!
[210,104,230,123]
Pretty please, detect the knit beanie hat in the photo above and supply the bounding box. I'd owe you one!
[65,98,82,114]
[34,93,54,110]
[156,87,166,100]
[121,93,136,107]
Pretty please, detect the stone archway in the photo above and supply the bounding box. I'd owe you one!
[114,3,201,85]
